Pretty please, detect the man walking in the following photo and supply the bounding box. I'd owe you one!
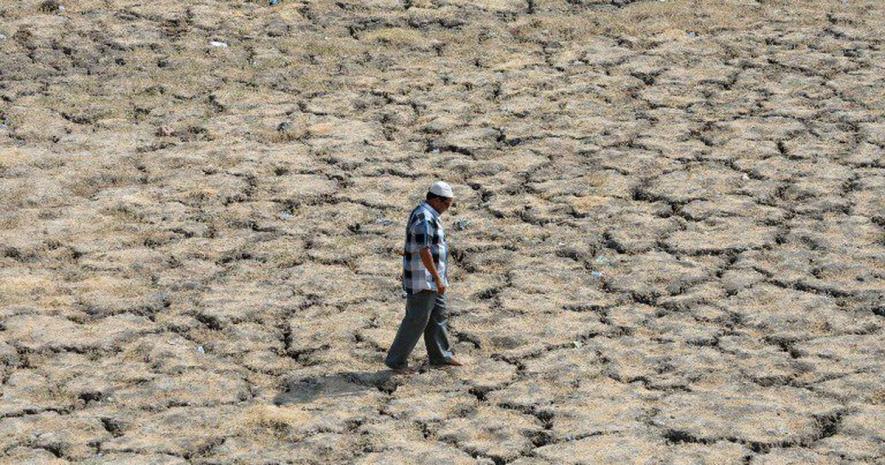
[384,181,463,373]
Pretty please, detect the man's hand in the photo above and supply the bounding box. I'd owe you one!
[435,278,447,295]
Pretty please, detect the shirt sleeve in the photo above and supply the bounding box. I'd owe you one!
[409,219,433,249]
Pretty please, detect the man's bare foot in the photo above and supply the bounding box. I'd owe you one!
[388,365,416,374]
[431,357,463,367]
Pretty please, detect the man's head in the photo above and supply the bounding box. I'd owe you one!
[426,181,454,214]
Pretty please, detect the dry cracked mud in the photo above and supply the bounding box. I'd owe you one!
[1,0,883,464]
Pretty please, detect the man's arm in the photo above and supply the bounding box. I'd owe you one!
[419,247,446,295]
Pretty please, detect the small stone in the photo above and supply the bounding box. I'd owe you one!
[278,212,293,220]
[197,345,205,354]
[156,126,174,137]
[276,121,291,132]
[454,219,471,231]
[590,271,603,280]
[210,41,228,48]
[0,33,7,41]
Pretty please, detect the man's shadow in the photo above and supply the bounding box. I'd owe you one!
[273,369,400,405]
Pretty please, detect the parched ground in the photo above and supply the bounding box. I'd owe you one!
[1,0,883,464]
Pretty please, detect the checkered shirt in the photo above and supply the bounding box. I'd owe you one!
[402,201,448,295]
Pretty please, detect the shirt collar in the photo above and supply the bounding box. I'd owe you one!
[422,201,440,219]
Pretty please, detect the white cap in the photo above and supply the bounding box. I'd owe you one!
[429,181,454,198]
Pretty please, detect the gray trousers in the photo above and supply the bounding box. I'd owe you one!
[385,290,454,368]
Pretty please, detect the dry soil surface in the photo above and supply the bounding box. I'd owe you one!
[1,0,883,464]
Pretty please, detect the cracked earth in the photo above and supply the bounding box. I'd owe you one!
[1,0,883,464]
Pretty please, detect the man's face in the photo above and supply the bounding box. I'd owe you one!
[432,197,453,214]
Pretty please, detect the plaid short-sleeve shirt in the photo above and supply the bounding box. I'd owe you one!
[402,201,448,295]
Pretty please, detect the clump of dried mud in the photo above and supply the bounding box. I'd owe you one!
[1,0,883,464]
